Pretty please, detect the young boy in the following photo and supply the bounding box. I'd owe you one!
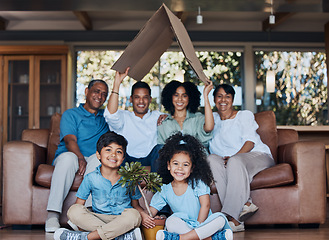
[54,131,145,240]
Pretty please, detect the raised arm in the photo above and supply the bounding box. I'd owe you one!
[107,67,130,114]
[203,81,214,133]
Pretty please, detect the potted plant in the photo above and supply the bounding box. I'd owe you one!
[118,162,166,240]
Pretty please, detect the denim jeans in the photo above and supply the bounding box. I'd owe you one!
[122,144,163,172]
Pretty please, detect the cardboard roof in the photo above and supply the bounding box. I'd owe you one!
[111,4,209,84]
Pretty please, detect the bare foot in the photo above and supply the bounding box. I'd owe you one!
[245,202,251,206]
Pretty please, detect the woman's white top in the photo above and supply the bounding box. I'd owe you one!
[209,110,272,157]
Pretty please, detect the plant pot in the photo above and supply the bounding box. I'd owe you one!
[141,218,166,240]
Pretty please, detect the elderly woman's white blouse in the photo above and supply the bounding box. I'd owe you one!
[209,110,272,157]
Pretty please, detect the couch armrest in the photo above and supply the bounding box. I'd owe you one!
[2,141,47,224]
[22,129,49,148]
[277,128,298,146]
[278,141,326,224]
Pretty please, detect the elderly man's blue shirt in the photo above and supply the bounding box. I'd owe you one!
[54,103,109,160]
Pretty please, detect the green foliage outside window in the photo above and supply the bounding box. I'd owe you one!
[76,50,242,112]
[181,51,242,87]
[76,49,327,125]
[255,51,327,125]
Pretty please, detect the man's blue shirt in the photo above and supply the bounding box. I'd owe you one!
[76,165,142,215]
[54,104,109,161]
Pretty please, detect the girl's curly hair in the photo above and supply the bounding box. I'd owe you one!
[157,132,213,188]
[161,80,201,115]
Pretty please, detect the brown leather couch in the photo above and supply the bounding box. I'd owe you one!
[2,111,327,226]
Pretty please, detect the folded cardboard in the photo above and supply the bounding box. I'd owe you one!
[111,3,209,84]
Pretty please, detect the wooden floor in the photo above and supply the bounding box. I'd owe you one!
[0,221,328,240]
[0,223,328,240]
[1,201,329,240]
[0,222,329,240]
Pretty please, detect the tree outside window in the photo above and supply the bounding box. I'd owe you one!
[255,51,327,126]
[76,50,242,112]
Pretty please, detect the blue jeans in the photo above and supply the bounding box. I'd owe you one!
[122,144,163,172]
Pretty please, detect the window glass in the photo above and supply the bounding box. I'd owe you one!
[76,50,243,111]
[255,51,327,125]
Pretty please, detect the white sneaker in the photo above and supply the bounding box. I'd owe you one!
[212,229,233,240]
[67,220,79,231]
[116,228,142,240]
[228,221,245,232]
[238,203,259,222]
[45,217,60,233]
[224,229,233,240]
[54,228,89,240]
[132,228,142,240]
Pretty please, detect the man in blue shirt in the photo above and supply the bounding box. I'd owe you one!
[45,79,109,232]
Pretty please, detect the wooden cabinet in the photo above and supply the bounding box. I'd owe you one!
[4,56,33,141]
[1,46,68,142]
[0,46,68,207]
[35,55,67,129]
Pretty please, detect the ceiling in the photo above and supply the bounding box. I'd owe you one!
[0,0,328,43]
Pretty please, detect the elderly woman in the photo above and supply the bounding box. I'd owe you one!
[207,84,275,232]
[157,80,214,147]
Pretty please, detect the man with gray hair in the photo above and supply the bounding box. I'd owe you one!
[45,79,109,232]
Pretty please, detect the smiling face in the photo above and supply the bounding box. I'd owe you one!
[167,152,193,183]
[84,82,108,114]
[96,142,125,170]
[214,87,234,113]
[130,88,152,118]
[172,86,189,112]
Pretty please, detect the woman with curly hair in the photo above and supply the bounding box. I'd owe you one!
[141,133,232,240]
[157,80,214,148]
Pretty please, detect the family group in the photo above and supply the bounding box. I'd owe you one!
[45,67,274,240]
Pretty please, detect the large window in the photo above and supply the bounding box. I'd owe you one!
[76,50,243,112]
[255,51,327,125]
[76,49,327,125]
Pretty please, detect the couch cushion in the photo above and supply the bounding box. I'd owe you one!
[47,113,61,165]
[254,111,278,163]
[35,164,83,191]
[210,163,294,194]
[250,163,294,190]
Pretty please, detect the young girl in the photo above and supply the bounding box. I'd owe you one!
[140,133,232,240]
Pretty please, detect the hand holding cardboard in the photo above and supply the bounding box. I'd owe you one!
[111,4,209,84]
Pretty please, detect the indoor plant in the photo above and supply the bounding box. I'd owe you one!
[118,161,165,240]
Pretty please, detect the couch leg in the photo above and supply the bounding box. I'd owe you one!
[298,223,320,229]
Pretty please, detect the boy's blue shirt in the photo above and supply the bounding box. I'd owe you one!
[76,165,142,215]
